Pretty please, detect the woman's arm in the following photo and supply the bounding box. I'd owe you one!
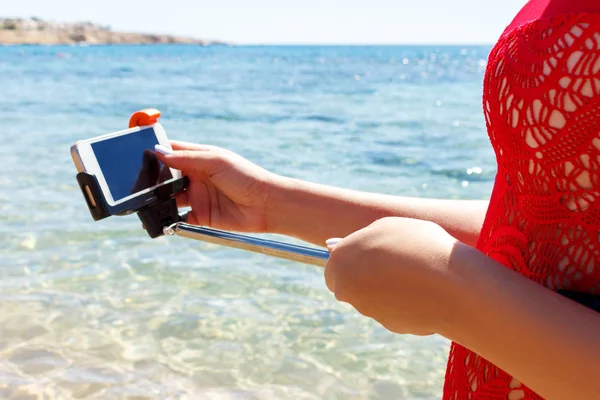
[156,142,488,246]
[267,176,489,247]
[323,217,599,399]
[442,242,600,400]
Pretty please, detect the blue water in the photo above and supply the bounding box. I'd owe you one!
[0,44,495,399]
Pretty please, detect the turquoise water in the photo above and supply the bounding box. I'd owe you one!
[1,45,495,399]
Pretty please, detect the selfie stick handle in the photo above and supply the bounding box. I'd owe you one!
[163,222,329,267]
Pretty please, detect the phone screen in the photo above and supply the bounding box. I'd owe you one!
[91,127,173,201]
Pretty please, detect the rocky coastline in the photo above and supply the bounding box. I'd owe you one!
[0,17,227,45]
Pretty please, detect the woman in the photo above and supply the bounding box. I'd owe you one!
[154,0,600,398]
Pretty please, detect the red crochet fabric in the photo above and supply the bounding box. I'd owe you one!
[443,1,600,399]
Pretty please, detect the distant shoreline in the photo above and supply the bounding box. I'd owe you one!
[0,17,228,46]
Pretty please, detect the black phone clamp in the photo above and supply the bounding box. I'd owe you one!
[75,109,189,238]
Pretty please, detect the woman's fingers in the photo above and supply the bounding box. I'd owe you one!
[169,140,217,151]
[155,145,228,177]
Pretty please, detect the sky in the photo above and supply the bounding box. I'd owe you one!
[3,0,528,45]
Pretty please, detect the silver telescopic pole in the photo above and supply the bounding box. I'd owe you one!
[163,222,329,267]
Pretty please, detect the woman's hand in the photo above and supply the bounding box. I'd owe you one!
[155,140,281,233]
[324,217,460,336]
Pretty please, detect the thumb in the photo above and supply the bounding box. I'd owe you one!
[324,237,343,294]
[154,144,224,175]
[326,237,343,252]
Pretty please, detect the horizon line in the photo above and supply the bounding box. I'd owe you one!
[234,42,495,46]
[0,42,496,47]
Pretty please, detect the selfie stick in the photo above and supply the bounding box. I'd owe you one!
[75,109,329,268]
[163,222,329,267]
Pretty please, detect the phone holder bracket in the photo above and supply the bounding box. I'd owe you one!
[75,109,188,238]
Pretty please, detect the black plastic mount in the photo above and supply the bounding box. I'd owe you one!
[76,172,189,238]
[137,196,188,238]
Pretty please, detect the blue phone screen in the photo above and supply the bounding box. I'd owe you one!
[91,127,173,201]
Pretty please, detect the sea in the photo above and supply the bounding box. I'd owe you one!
[0,44,497,399]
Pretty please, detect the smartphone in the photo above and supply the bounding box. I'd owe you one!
[70,123,182,208]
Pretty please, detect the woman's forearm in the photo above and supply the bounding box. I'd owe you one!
[267,176,489,247]
[442,242,600,400]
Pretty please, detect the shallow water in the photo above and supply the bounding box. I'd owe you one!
[0,44,495,399]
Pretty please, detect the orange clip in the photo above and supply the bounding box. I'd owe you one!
[128,108,161,128]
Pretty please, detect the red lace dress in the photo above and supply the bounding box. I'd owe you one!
[443,1,600,399]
